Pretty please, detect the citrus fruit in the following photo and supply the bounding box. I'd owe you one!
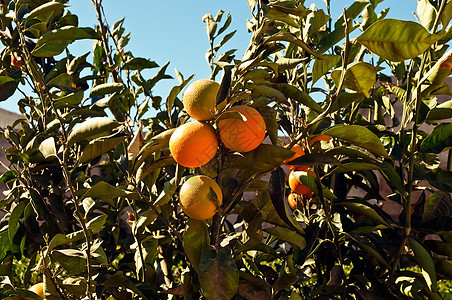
[29,282,45,298]
[287,192,300,210]
[309,135,330,145]
[283,144,309,171]
[217,105,266,152]
[169,121,218,168]
[288,170,313,197]
[179,175,223,220]
[182,79,220,121]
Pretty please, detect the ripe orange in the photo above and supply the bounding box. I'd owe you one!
[287,192,300,210]
[29,282,45,298]
[169,121,218,168]
[182,79,220,121]
[283,144,309,171]
[217,105,266,152]
[288,170,313,197]
[179,175,223,220]
[309,135,330,145]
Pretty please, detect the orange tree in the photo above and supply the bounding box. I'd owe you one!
[1,0,452,299]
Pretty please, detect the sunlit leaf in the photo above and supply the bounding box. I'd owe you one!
[122,57,158,70]
[312,54,341,85]
[331,62,376,97]
[66,117,120,148]
[32,26,100,57]
[408,237,437,293]
[265,226,306,250]
[79,135,126,163]
[90,82,125,98]
[420,123,452,154]
[52,249,86,275]
[356,19,439,62]
[338,201,392,227]
[323,125,389,158]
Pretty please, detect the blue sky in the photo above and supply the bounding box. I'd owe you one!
[1,0,417,114]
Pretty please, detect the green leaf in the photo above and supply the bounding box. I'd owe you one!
[425,240,452,257]
[424,168,452,193]
[420,123,452,154]
[54,90,84,109]
[356,19,439,62]
[225,144,294,173]
[378,160,405,194]
[214,30,236,50]
[288,152,341,166]
[323,125,389,158]
[251,85,288,105]
[32,26,99,57]
[37,137,56,159]
[338,201,392,227]
[316,19,358,55]
[25,1,67,22]
[0,76,16,85]
[102,275,150,298]
[331,62,376,97]
[79,135,126,164]
[48,230,85,251]
[265,32,317,58]
[51,249,86,275]
[8,201,27,247]
[0,77,19,101]
[198,246,239,300]
[66,117,121,148]
[264,226,306,250]
[312,54,341,85]
[122,57,158,70]
[426,99,452,122]
[275,83,322,113]
[86,214,108,234]
[166,74,195,116]
[0,170,17,183]
[275,57,306,71]
[256,106,278,145]
[217,12,232,36]
[417,0,437,31]
[328,162,380,176]
[434,257,452,279]
[90,82,125,98]
[82,181,138,201]
[183,219,209,270]
[422,191,452,223]
[408,237,437,293]
[266,7,299,28]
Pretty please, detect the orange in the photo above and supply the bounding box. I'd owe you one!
[179,175,223,220]
[169,121,218,168]
[182,79,220,121]
[287,192,300,210]
[309,135,330,145]
[283,144,308,171]
[29,282,45,298]
[288,170,313,197]
[217,105,266,152]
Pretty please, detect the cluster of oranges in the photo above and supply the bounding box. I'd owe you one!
[169,79,267,220]
[284,135,330,211]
